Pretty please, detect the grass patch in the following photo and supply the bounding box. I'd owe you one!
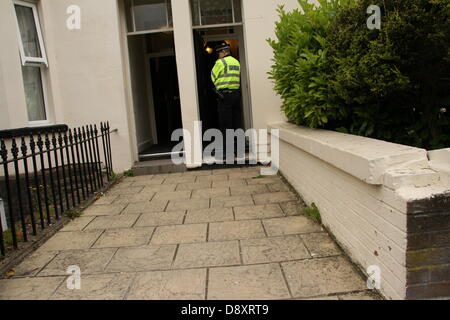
[64,210,82,220]
[303,203,321,224]
[124,169,134,177]
[109,172,118,181]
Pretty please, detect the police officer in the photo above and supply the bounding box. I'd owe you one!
[211,42,241,158]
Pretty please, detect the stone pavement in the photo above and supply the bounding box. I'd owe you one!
[0,166,380,300]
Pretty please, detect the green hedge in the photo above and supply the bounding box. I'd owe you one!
[268,0,450,149]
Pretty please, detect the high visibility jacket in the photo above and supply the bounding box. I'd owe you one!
[211,55,241,90]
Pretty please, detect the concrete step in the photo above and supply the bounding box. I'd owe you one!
[132,159,187,176]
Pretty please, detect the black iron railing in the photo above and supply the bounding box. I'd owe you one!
[0,122,114,256]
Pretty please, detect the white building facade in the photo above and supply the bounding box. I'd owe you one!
[0,0,300,172]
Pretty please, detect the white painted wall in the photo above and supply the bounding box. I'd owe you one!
[270,122,450,300]
[242,0,300,130]
[171,0,202,168]
[0,0,29,130]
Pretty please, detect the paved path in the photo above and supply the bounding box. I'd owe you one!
[0,166,380,300]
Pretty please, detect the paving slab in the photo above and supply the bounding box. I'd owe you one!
[94,195,118,205]
[182,170,213,177]
[51,273,135,300]
[38,248,117,276]
[228,172,260,180]
[127,269,206,300]
[92,227,155,248]
[113,192,156,203]
[246,177,282,185]
[3,167,377,301]
[176,181,212,191]
[173,241,240,269]
[196,174,229,183]
[106,245,177,272]
[209,220,266,241]
[0,277,65,300]
[153,191,192,201]
[263,216,322,236]
[282,256,367,298]
[134,211,186,227]
[83,203,127,216]
[166,199,209,211]
[185,207,234,224]
[267,183,291,192]
[12,250,59,277]
[107,186,144,195]
[253,192,297,205]
[230,185,270,196]
[40,230,103,251]
[140,184,177,193]
[132,178,165,186]
[301,232,342,257]
[240,235,310,264]
[234,204,284,220]
[151,224,207,245]
[279,201,304,216]
[208,264,291,300]
[191,187,230,199]
[163,176,196,184]
[61,216,95,232]
[122,200,168,214]
[212,179,246,188]
[84,214,140,230]
[210,195,254,208]
[339,291,380,300]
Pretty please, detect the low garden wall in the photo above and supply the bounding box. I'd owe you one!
[269,122,450,300]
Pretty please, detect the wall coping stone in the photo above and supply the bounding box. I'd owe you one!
[269,122,431,186]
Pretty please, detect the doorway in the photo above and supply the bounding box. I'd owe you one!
[127,32,183,160]
[193,26,252,135]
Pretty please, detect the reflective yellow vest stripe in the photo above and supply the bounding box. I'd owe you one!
[211,56,241,90]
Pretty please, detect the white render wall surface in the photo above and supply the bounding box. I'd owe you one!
[270,122,450,300]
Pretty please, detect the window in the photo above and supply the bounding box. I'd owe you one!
[125,0,173,33]
[191,0,242,27]
[14,0,49,123]
[14,1,48,66]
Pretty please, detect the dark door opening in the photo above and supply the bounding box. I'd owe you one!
[152,56,182,149]
[193,30,244,137]
[140,55,183,157]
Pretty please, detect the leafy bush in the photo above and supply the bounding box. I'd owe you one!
[269,0,450,149]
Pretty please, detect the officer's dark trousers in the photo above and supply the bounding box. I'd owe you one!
[217,90,241,158]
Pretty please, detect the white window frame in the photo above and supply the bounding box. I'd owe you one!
[127,0,174,36]
[25,65,50,126]
[191,0,242,28]
[13,0,48,67]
